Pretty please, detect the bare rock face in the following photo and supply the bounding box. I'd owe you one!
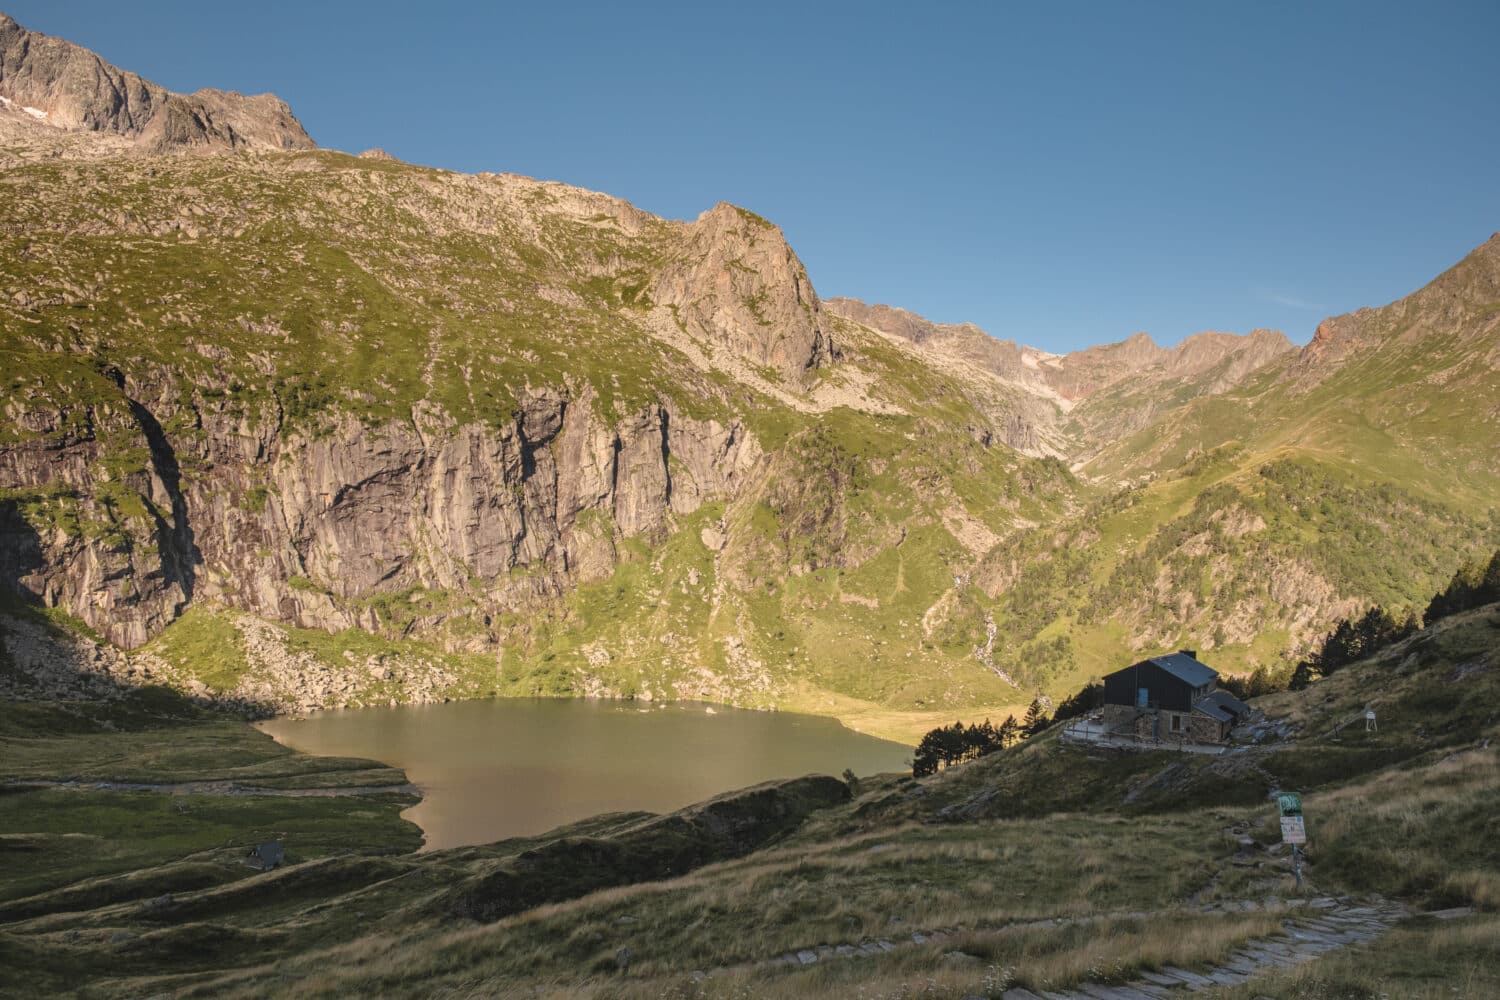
[654,203,834,383]
[1046,332,1167,400]
[0,12,314,152]
[824,296,1032,380]
[823,297,949,348]
[0,379,761,649]
[0,395,195,648]
[1170,328,1292,372]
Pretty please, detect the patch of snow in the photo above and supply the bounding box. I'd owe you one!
[22,105,49,120]
[0,96,11,108]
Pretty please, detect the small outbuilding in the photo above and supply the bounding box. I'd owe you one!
[246,840,285,871]
[1100,650,1252,743]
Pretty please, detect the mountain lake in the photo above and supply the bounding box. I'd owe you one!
[258,698,912,850]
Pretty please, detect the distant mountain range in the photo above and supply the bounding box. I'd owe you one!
[822,297,1296,459]
[0,12,1495,737]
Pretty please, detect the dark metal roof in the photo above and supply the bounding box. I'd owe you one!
[1200,689,1251,717]
[1193,697,1235,723]
[1147,652,1218,688]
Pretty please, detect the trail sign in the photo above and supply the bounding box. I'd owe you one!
[1276,791,1309,888]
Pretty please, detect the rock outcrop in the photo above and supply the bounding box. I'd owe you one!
[0,12,314,152]
[654,203,835,383]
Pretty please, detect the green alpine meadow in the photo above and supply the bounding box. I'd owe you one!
[2,7,1498,998]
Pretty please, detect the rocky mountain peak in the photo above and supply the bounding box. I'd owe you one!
[0,11,314,152]
[1302,232,1500,372]
[652,202,834,383]
[1168,329,1292,373]
[1043,332,1167,400]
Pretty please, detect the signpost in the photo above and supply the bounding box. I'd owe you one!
[1277,792,1307,889]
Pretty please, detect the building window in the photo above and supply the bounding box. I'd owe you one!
[1170,714,1182,733]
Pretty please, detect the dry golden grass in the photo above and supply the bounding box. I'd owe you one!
[779,684,1029,746]
[166,808,1269,998]
[1305,746,1498,907]
[307,909,1285,1000]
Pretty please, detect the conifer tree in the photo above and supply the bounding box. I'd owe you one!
[1022,697,1049,736]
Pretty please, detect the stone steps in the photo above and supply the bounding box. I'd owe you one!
[998,897,1408,999]
[703,895,1413,996]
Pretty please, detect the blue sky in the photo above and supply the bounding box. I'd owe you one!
[9,1,1498,352]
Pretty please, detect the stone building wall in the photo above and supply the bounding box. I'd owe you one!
[1125,708,1230,745]
[1187,712,1227,743]
[1102,704,1138,733]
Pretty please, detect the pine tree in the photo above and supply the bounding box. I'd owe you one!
[1022,697,1049,736]
[969,719,1002,758]
[1353,605,1394,657]
[912,730,943,777]
[1288,659,1317,691]
[1426,556,1488,624]
[1320,619,1359,673]
[1481,549,1500,605]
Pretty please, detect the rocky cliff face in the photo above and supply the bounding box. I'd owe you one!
[0,12,314,152]
[1166,329,1294,387]
[654,204,834,383]
[1,376,758,649]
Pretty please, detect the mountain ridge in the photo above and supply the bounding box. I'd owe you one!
[0,11,314,153]
[823,295,1298,460]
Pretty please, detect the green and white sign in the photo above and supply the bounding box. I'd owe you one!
[1276,792,1303,817]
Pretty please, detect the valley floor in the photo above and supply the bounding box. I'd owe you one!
[1,605,1497,998]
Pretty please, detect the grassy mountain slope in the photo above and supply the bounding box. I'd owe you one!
[951,236,1500,698]
[0,141,1087,735]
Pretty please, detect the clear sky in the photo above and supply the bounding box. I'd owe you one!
[8,1,1498,352]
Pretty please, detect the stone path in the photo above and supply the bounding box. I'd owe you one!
[997,896,1407,999]
[693,896,1408,994]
